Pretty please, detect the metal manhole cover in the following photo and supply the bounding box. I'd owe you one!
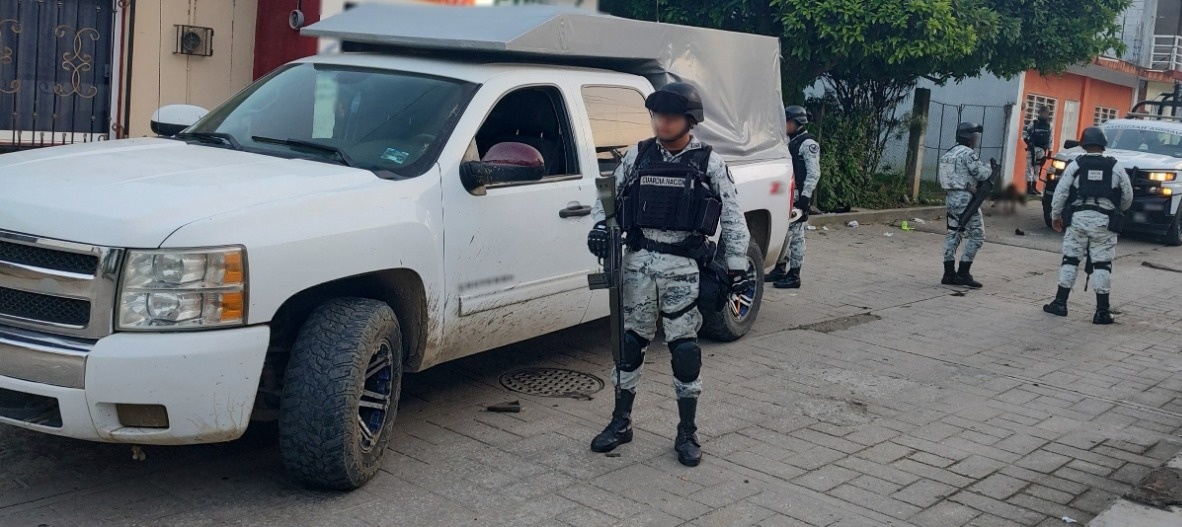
[499,368,604,399]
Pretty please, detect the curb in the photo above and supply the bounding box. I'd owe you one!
[806,206,945,228]
[1088,453,1182,526]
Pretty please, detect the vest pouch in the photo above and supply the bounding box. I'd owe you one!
[695,197,722,236]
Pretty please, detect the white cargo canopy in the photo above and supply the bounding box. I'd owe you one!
[303,3,789,163]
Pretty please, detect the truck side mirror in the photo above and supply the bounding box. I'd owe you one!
[1063,140,1080,150]
[150,104,209,137]
[460,142,546,194]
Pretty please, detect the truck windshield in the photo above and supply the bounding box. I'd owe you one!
[1107,125,1182,158]
[186,63,475,177]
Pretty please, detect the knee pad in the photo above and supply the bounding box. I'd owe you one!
[620,330,648,372]
[1093,261,1112,272]
[668,339,702,384]
[1062,256,1081,267]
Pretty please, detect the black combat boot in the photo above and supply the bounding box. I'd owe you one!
[1042,286,1070,317]
[953,261,983,288]
[773,267,801,289]
[765,263,788,283]
[674,398,702,467]
[591,389,635,453]
[941,261,956,285]
[1093,293,1114,325]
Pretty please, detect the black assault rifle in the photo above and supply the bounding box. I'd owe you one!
[956,158,1002,232]
[587,176,625,385]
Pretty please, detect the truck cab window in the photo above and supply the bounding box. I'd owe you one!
[581,86,650,176]
[475,87,576,177]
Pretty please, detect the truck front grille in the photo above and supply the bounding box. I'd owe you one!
[0,241,98,275]
[0,231,119,339]
[0,287,92,327]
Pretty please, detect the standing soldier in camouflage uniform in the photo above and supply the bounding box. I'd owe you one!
[1043,127,1132,324]
[1024,106,1053,196]
[767,105,820,289]
[940,122,991,288]
[586,83,750,467]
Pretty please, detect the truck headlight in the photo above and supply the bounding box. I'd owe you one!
[1147,172,1177,182]
[1051,160,1067,171]
[118,247,246,330]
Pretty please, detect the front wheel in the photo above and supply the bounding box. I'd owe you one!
[1165,209,1182,246]
[280,297,404,490]
[701,241,764,342]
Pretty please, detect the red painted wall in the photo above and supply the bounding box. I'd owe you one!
[1015,71,1134,192]
[254,0,323,80]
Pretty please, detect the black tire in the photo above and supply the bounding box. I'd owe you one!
[1165,209,1182,246]
[701,241,764,342]
[279,297,403,490]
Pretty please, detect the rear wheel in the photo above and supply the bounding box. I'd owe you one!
[701,241,764,342]
[279,297,403,490]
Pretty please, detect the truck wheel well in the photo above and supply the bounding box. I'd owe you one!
[745,210,771,258]
[269,270,427,369]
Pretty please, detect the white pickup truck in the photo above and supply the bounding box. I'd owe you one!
[0,6,793,489]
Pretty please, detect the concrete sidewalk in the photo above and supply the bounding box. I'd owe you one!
[0,206,1179,527]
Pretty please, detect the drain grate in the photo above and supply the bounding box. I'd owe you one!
[499,368,604,399]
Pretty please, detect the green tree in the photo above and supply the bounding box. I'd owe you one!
[600,0,1130,207]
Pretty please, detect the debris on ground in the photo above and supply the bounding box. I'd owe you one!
[899,221,913,231]
[910,218,926,224]
[1061,517,1077,524]
[847,221,859,228]
[131,445,146,461]
[486,401,522,413]
[1015,228,1026,236]
[806,225,817,231]
[883,233,894,237]
[822,226,830,231]
[605,452,621,458]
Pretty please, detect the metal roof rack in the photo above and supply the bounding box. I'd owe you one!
[1127,82,1182,121]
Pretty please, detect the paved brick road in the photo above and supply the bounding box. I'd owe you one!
[1,207,1180,527]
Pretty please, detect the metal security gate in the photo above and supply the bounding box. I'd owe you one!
[922,100,1013,180]
[0,0,116,151]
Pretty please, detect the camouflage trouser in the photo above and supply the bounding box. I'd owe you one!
[1059,211,1118,295]
[1026,148,1047,184]
[944,192,985,262]
[777,220,808,269]
[611,249,702,399]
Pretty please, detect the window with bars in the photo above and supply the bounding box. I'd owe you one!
[1023,94,1057,130]
[1093,106,1119,125]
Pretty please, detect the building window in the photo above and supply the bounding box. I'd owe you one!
[1094,106,1119,125]
[1023,94,1057,130]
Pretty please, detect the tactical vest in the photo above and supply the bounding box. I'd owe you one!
[1071,155,1121,210]
[619,139,722,237]
[1028,120,1052,148]
[788,132,817,191]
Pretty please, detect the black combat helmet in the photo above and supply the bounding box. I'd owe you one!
[784,105,808,126]
[645,82,705,123]
[956,122,983,146]
[1080,126,1108,149]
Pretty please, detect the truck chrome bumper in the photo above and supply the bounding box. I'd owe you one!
[0,327,90,389]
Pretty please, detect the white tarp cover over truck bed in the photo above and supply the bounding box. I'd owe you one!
[302,3,789,164]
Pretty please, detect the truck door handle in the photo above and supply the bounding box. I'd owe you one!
[559,204,592,218]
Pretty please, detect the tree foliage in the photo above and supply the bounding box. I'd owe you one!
[600,0,1131,205]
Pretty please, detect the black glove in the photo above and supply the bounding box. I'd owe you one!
[587,221,609,258]
[727,270,752,293]
[794,194,811,213]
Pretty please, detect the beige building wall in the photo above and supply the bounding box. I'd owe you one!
[127,0,257,137]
